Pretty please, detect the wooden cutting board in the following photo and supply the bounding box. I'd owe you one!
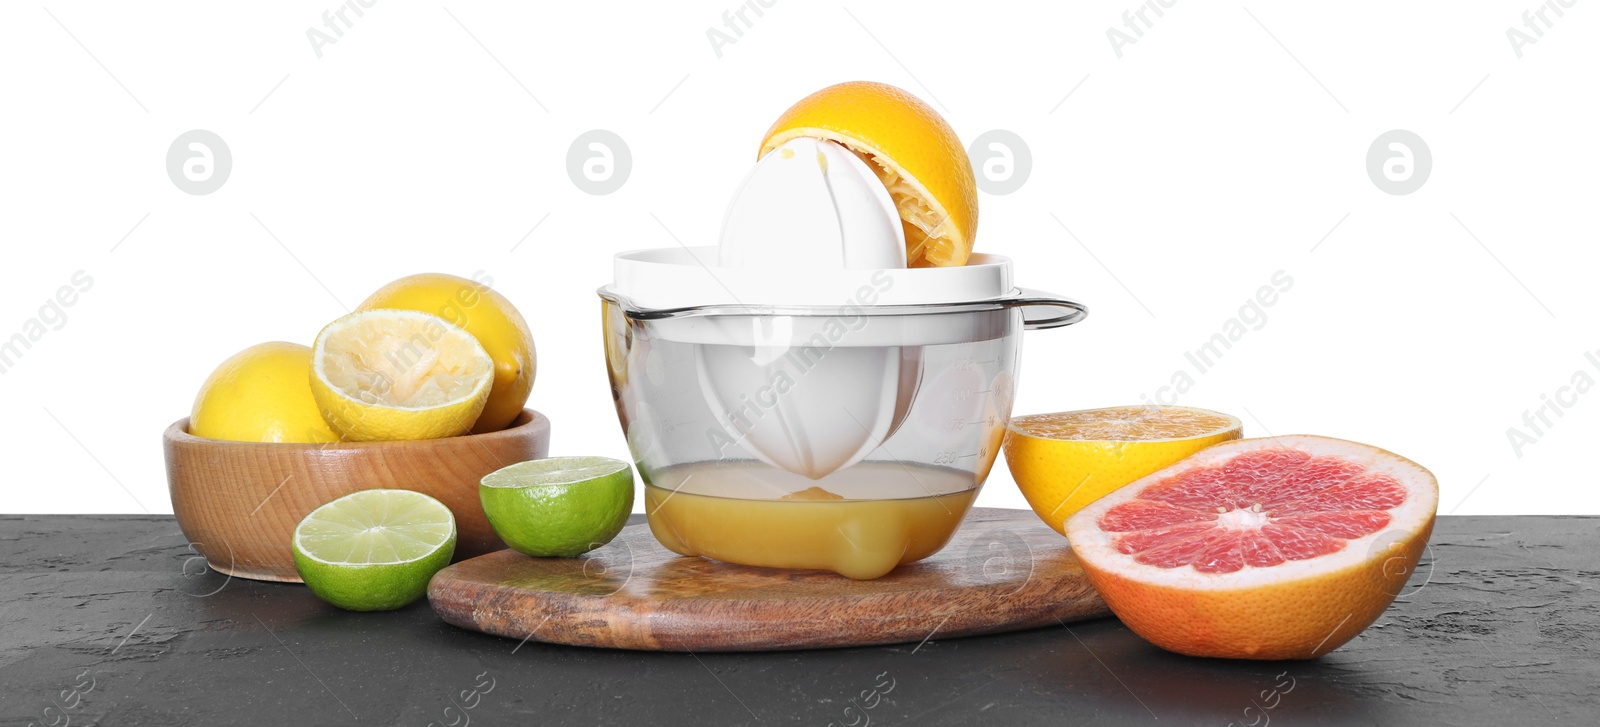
[427,508,1110,651]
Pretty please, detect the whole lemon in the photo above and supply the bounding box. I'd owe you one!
[190,342,342,443]
[357,273,536,433]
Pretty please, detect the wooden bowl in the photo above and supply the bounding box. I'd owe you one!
[164,409,550,582]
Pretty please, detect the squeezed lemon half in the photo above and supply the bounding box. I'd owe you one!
[309,309,494,441]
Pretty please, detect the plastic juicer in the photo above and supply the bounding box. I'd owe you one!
[599,138,1087,579]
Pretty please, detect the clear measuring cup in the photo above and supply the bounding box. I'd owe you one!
[599,284,1086,579]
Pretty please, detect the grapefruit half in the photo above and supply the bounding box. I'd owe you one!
[1064,435,1437,660]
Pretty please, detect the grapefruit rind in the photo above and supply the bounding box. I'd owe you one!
[1064,435,1438,660]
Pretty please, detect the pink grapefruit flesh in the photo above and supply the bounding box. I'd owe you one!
[1065,435,1438,660]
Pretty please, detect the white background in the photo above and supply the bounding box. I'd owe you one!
[2,1,1595,515]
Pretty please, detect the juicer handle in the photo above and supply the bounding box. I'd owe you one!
[1013,289,1088,331]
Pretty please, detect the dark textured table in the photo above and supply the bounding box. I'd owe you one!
[2,514,1596,726]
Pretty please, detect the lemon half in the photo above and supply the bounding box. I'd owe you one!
[358,273,536,433]
[310,309,494,441]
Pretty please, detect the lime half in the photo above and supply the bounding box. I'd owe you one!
[292,489,457,611]
[480,456,635,557]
